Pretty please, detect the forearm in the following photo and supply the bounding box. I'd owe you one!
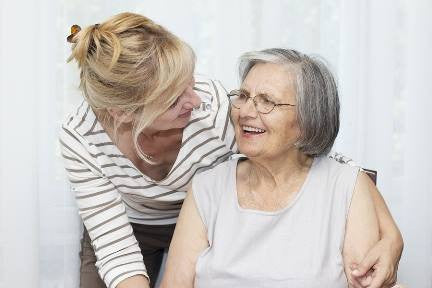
[117,275,150,288]
[161,259,195,288]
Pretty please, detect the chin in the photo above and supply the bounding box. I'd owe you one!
[237,144,263,158]
[176,119,190,129]
[177,114,192,126]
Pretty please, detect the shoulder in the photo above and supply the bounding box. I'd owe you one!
[189,75,235,147]
[192,158,237,203]
[194,74,228,94]
[61,100,98,141]
[60,102,87,153]
[59,101,104,171]
[191,158,237,228]
[319,155,359,176]
[352,170,375,196]
[60,100,109,148]
[194,74,229,107]
[62,100,89,129]
[193,157,237,186]
[314,156,360,193]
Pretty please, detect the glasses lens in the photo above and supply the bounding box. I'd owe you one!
[255,94,274,113]
[229,90,247,108]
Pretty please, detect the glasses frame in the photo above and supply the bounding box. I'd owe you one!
[227,89,296,114]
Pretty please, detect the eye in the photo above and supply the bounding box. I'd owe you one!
[238,91,248,100]
[169,97,180,109]
[257,94,273,105]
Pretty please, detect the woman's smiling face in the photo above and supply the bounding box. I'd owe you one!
[231,63,299,160]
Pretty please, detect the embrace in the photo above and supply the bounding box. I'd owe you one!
[61,12,403,288]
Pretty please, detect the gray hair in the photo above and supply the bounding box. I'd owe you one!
[238,48,339,157]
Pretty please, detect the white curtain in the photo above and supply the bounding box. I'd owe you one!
[335,1,432,286]
[0,0,430,287]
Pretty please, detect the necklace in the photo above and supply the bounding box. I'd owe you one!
[137,137,155,162]
[138,146,155,162]
[142,152,154,160]
[140,149,155,162]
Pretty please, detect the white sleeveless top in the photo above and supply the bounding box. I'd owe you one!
[192,156,359,288]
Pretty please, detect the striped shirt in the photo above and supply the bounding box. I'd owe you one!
[59,76,236,288]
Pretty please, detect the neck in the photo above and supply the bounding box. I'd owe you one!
[140,127,183,140]
[247,149,313,188]
[137,127,184,164]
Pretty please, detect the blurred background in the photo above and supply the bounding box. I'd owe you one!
[1,0,431,287]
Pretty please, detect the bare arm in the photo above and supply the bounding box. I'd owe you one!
[161,187,209,288]
[343,172,380,287]
[371,180,403,246]
[117,276,149,288]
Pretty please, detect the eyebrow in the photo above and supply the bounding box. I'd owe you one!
[240,88,279,101]
[238,88,250,95]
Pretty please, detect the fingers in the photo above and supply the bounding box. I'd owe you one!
[359,271,373,287]
[348,264,372,288]
[349,238,400,288]
[351,249,379,278]
[349,275,364,288]
[347,264,362,288]
[368,267,389,288]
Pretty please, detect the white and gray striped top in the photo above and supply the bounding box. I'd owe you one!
[59,76,236,288]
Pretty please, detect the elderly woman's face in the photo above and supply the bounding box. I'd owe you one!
[231,63,299,159]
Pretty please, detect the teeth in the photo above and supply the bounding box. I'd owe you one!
[242,126,266,133]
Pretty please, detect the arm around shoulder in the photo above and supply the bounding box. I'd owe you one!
[347,172,403,288]
[368,177,403,251]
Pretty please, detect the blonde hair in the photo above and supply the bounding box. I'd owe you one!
[68,12,195,161]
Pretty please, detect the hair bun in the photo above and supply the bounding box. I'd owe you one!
[67,24,82,43]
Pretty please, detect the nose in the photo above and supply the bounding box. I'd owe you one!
[239,97,258,118]
[182,87,201,109]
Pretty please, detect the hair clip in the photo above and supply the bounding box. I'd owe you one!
[67,24,82,43]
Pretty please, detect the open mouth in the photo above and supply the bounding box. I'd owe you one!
[242,125,266,135]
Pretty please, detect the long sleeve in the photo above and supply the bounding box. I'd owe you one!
[60,126,148,288]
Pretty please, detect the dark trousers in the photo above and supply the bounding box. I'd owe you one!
[79,222,176,288]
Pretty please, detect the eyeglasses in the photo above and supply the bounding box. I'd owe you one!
[227,89,296,114]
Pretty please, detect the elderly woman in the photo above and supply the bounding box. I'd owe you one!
[161,48,401,288]
[61,12,401,288]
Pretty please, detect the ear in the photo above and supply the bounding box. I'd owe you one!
[107,107,134,123]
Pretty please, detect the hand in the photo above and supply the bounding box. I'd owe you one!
[350,237,403,288]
